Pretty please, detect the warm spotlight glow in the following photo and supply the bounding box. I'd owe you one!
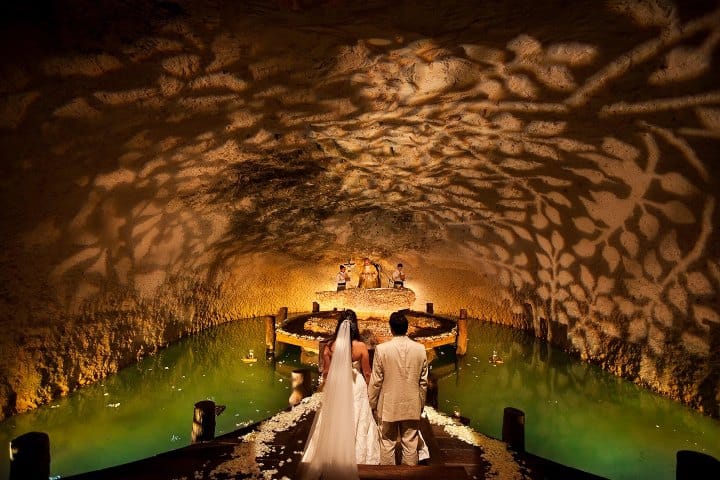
[314,287,416,315]
[1,0,719,421]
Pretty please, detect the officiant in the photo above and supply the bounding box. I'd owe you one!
[357,257,381,289]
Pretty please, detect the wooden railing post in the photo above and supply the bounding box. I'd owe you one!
[318,339,329,378]
[676,450,720,479]
[426,372,439,409]
[191,400,216,443]
[9,432,50,480]
[456,309,468,356]
[289,368,313,407]
[502,407,525,452]
[265,315,276,357]
[278,306,288,326]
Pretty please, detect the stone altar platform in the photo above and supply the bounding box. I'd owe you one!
[314,287,416,313]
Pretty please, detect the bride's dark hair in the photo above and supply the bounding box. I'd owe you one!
[332,310,360,342]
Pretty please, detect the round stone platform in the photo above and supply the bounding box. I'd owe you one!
[314,287,416,313]
[275,309,458,354]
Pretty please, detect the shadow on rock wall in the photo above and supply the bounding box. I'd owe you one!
[0,0,718,418]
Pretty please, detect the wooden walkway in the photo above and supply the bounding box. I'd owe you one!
[65,406,606,480]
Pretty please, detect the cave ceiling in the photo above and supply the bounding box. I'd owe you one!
[0,0,719,415]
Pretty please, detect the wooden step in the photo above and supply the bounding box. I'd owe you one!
[359,464,470,479]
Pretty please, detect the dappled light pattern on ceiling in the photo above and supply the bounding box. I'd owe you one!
[0,0,719,408]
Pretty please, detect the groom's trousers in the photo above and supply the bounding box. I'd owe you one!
[379,420,420,465]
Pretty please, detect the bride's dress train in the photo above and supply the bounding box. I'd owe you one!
[298,321,378,480]
[300,365,381,479]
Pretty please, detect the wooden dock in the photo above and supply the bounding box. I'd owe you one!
[267,308,465,358]
[64,403,606,480]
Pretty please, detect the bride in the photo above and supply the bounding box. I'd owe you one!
[298,311,381,479]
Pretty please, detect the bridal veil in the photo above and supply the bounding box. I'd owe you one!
[299,319,358,479]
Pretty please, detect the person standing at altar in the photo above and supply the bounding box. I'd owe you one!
[368,311,428,465]
[357,257,381,289]
[336,264,350,291]
[392,263,405,288]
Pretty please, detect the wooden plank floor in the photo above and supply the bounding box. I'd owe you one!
[422,417,490,479]
[359,464,470,479]
[423,417,607,480]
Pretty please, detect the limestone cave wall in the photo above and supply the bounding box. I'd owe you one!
[0,0,718,421]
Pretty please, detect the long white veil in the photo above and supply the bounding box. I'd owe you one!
[299,319,358,480]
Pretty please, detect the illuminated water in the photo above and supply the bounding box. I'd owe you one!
[0,320,292,479]
[432,321,720,480]
[0,319,718,479]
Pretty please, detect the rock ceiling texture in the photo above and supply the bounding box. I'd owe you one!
[0,0,719,420]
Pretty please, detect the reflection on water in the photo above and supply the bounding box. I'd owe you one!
[1,319,719,480]
[0,320,294,479]
[433,321,720,480]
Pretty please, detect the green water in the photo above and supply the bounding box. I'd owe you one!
[433,321,720,480]
[1,319,718,479]
[0,320,294,479]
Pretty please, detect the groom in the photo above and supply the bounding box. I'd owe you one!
[368,311,428,465]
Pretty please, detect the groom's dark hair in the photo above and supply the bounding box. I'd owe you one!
[389,311,408,336]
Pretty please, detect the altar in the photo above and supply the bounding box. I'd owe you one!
[314,287,416,313]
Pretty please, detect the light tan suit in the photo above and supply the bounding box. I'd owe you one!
[367,335,428,465]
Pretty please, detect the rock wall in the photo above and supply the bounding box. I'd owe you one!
[0,0,719,420]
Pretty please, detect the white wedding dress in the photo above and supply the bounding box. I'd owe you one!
[299,321,380,480]
[351,360,382,464]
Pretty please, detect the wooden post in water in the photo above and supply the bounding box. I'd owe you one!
[456,309,468,356]
[265,315,276,358]
[502,407,525,452]
[426,302,434,314]
[312,301,320,313]
[676,450,720,479]
[289,368,313,407]
[9,431,50,480]
[318,339,329,378]
[191,400,216,443]
[426,372,439,409]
